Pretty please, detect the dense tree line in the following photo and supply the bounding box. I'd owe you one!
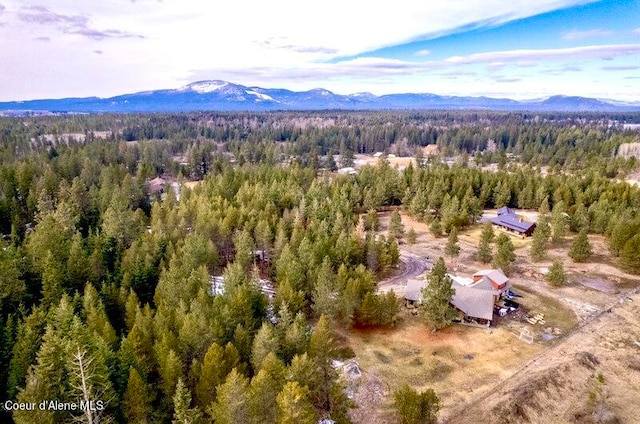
[1,110,639,422]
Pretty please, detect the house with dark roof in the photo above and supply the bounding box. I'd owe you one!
[491,208,536,237]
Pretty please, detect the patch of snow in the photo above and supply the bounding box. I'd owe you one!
[185,81,229,93]
[245,90,279,102]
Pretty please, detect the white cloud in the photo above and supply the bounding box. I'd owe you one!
[415,49,431,56]
[2,0,634,101]
[444,44,640,64]
[562,29,613,40]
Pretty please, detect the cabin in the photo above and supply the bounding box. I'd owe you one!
[491,207,536,237]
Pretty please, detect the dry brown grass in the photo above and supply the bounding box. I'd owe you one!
[341,314,544,420]
[513,284,580,333]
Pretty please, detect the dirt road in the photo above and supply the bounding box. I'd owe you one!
[377,252,430,294]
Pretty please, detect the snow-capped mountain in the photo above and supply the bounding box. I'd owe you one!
[1,80,638,113]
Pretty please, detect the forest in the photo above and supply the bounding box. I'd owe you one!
[1,110,639,423]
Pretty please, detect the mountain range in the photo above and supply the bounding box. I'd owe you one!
[1,80,639,113]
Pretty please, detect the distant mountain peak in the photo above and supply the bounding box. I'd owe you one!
[181,80,231,93]
[1,80,638,113]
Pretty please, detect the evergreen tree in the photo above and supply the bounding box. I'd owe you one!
[569,229,592,263]
[407,227,417,245]
[388,210,405,239]
[208,369,250,424]
[251,323,280,370]
[493,234,516,275]
[173,378,203,424]
[570,203,590,232]
[7,307,47,398]
[364,209,379,231]
[551,201,568,244]
[546,259,567,287]
[620,235,640,274]
[476,222,494,264]
[195,343,229,410]
[249,353,286,424]
[124,368,153,423]
[312,257,338,320]
[307,315,352,420]
[392,384,440,424]
[529,225,548,262]
[419,258,456,331]
[0,247,25,310]
[445,227,460,257]
[429,219,442,238]
[276,381,317,424]
[14,325,70,424]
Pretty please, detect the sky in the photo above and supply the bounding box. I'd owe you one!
[0,0,639,101]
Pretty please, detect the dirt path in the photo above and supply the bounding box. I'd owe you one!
[377,252,430,294]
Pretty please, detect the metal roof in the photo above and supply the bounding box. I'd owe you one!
[451,286,495,321]
[474,269,509,287]
[491,213,536,233]
[405,278,426,302]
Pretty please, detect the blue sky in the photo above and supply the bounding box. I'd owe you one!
[0,0,639,101]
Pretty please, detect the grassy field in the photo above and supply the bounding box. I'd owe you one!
[512,283,580,333]
[341,314,545,420]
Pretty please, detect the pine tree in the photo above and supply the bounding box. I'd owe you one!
[41,249,65,307]
[493,234,516,275]
[159,349,182,399]
[551,201,568,244]
[67,231,89,292]
[546,259,567,287]
[429,219,442,238]
[392,384,440,424]
[251,323,280,370]
[312,257,338,320]
[195,343,228,409]
[0,247,25,310]
[620,235,640,274]
[307,315,351,419]
[249,353,286,424]
[569,229,592,263]
[419,258,456,331]
[529,225,548,262]
[407,227,417,245]
[173,378,203,424]
[388,210,405,239]
[14,325,70,424]
[445,227,460,256]
[282,313,309,364]
[124,367,153,423]
[364,209,379,231]
[276,381,317,424]
[7,306,48,398]
[208,369,250,424]
[476,222,494,263]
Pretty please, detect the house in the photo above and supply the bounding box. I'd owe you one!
[403,268,512,327]
[450,286,495,325]
[147,176,168,194]
[491,207,536,237]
